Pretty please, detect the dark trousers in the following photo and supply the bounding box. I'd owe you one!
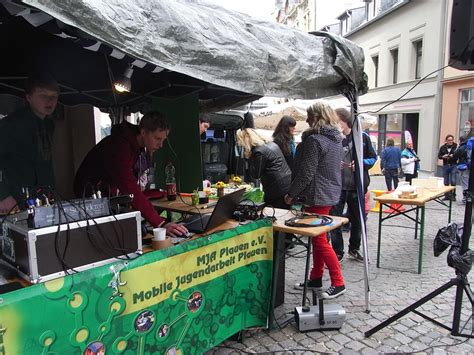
[330,190,362,256]
[442,165,457,186]
[384,168,399,191]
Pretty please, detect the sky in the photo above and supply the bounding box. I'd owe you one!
[205,0,364,27]
[205,0,275,21]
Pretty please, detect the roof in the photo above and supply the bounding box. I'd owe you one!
[0,0,367,112]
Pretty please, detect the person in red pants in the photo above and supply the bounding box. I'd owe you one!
[284,101,345,299]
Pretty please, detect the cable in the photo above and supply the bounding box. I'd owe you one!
[359,64,451,115]
[284,214,333,228]
[359,36,474,115]
[0,203,19,226]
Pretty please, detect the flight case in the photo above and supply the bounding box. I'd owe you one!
[0,211,142,283]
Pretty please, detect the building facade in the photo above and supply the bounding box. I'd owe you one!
[325,0,449,173]
[439,0,474,174]
[274,0,363,33]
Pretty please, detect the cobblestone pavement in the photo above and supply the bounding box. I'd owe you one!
[208,175,474,354]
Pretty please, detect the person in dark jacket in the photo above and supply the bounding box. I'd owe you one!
[0,74,59,215]
[437,134,458,201]
[272,115,297,171]
[236,128,291,208]
[330,108,377,263]
[74,111,188,237]
[452,135,469,203]
[284,101,346,299]
[381,138,401,191]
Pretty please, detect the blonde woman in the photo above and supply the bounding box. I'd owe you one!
[237,128,291,208]
[284,101,346,299]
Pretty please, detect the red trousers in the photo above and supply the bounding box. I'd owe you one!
[305,205,344,287]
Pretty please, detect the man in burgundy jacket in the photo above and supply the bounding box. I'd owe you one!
[74,111,188,237]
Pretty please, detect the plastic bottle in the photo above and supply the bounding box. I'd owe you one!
[165,162,177,201]
[148,163,156,190]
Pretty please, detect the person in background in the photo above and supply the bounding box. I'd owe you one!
[437,134,458,201]
[0,74,59,215]
[74,111,188,237]
[381,138,401,191]
[330,108,377,263]
[272,115,297,171]
[199,114,211,135]
[453,135,470,203]
[284,101,346,299]
[401,141,420,184]
[236,128,291,209]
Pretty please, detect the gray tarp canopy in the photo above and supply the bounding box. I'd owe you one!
[1,0,367,112]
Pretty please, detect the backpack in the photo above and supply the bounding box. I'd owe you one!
[458,137,474,171]
[467,137,474,167]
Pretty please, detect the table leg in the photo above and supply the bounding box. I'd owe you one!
[418,206,425,274]
[448,195,452,223]
[376,204,383,268]
[269,231,284,328]
[414,207,419,240]
[302,237,312,307]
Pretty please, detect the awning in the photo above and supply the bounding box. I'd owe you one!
[0,0,367,112]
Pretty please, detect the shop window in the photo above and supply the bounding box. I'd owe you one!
[459,88,474,138]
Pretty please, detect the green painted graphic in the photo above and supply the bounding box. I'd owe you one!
[0,220,273,354]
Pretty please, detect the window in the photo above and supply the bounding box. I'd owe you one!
[371,113,403,154]
[414,40,423,79]
[459,88,474,138]
[372,55,379,88]
[391,48,398,84]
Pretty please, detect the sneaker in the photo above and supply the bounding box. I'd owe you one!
[348,249,364,262]
[337,253,344,263]
[294,278,322,291]
[321,285,346,299]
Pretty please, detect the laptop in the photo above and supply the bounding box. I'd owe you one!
[184,188,245,233]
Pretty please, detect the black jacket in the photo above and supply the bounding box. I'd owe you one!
[437,143,458,165]
[273,137,294,172]
[249,142,291,204]
[0,107,55,202]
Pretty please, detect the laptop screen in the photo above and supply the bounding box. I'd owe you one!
[187,188,245,232]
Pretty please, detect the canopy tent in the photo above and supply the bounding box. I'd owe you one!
[0,0,367,114]
[0,0,372,311]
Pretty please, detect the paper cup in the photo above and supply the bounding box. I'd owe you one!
[153,227,166,241]
[152,239,173,250]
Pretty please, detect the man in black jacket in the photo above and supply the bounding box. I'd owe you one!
[437,134,458,201]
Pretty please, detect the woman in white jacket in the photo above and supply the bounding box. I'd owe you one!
[401,141,420,184]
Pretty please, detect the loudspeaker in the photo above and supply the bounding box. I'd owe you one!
[449,0,474,70]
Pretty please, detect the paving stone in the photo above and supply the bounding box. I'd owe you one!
[344,339,365,351]
[277,339,299,350]
[324,340,344,352]
[266,342,284,352]
[331,333,352,345]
